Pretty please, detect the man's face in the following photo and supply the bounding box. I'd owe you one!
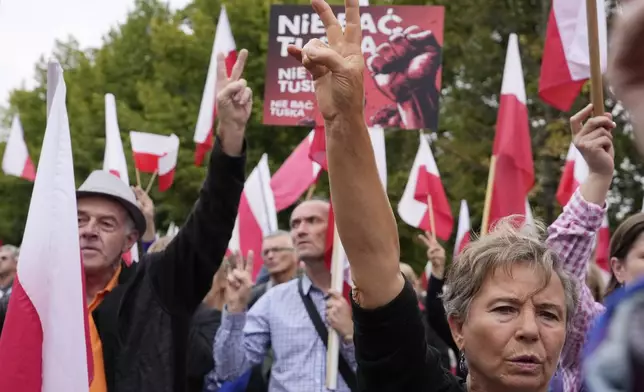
[261,235,297,275]
[0,248,17,277]
[289,200,329,262]
[77,196,138,274]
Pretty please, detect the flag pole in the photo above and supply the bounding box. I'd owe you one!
[427,195,436,240]
[585,0,604,116]
[326,223,344,390]
[481,156,496,235]
[306,183,316,200]
[145,170,158,194]
[135,168,142,188]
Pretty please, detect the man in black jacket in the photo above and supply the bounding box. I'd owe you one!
[0,49,251,392]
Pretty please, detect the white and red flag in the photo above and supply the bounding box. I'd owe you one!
[485,34,534,230]
[556,143,589,206]
[398,133,453,240]
[193,5,237,166]
[0,61,92,392]
[270,130,321,211]
[103,93,139,263]
[454,200,471,258]
[2,115,36,181]
[228,154,278,280]
[129,131,180,192]
[539,0,607,111]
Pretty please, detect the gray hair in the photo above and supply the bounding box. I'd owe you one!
[264,229,291,240]
[442,216,579,332]
[0,245,19,261]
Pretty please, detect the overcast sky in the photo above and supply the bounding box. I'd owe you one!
[0,0,191,108]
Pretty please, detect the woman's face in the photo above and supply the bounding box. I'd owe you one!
[612,232,644,286]
[448,263,567,392]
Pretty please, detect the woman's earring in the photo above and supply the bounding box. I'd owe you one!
[458,351,468,375]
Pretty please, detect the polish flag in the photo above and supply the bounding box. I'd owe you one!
[486,34,534,230]
[454,200,471,258]
[157,135,180,192]
[398,133,453,240]
[270,130,321,211]
[103,94,139,264]
[0,61,92,392]
[129,131,180,191]
[539,0,607,112]
[228,154,278,280]
[2,116,36,181]
[556,143,588,206]
[193,5,237,166]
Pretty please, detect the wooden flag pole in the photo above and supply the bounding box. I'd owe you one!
[481,156,497,235]
[427,194,436,241]
[145,169,158,194]
[586,0,604,116]
[306,183,317,200]
[135,168,142,188]
[326,223,345,390]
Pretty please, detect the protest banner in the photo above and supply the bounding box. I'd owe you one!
[263,5,445,130]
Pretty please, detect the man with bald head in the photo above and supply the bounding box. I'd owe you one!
[213,198,357,392]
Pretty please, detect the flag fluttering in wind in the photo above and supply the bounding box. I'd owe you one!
[271,130,321,211]
[0,61,92,392]
[454,200,471,258]
[556,143,589,206]
[129,131,180,192]
[539,0,607,111]
[398,134,453,240]
[483,33,534,233]
[193,5,237,166]
[228,154,278,280]
[2,116,35,181]
[103,93,139,264]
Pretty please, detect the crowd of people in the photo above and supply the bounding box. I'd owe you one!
[1,0,644,391]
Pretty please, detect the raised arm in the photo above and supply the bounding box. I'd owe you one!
[546,104,614,391]
[148,50,252,314]
[287,0,401,310]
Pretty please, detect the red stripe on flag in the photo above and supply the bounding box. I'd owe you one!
[22,158,36,182]
[133,152,160,173]
[0,276,43,392]
[195,51,238,166]
[538,8,586,112]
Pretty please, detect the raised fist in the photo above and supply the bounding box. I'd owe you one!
[366,26,441,130]
[370,105,401,128]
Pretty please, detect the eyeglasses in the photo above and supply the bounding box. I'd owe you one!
[262,247,295,258]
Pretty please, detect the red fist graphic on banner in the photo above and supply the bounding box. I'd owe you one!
[367,26,441,130]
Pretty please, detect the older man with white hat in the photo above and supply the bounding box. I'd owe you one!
[0,49,251,392]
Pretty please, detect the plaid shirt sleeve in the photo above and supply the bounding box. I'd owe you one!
[546,188,607,392]
[214,300,271,382]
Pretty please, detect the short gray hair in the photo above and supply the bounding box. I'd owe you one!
[264,230,291,240]
[442,216,579,331]
[0,245,19,261]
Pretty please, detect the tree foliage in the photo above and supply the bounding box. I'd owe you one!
[0,0,635,275]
